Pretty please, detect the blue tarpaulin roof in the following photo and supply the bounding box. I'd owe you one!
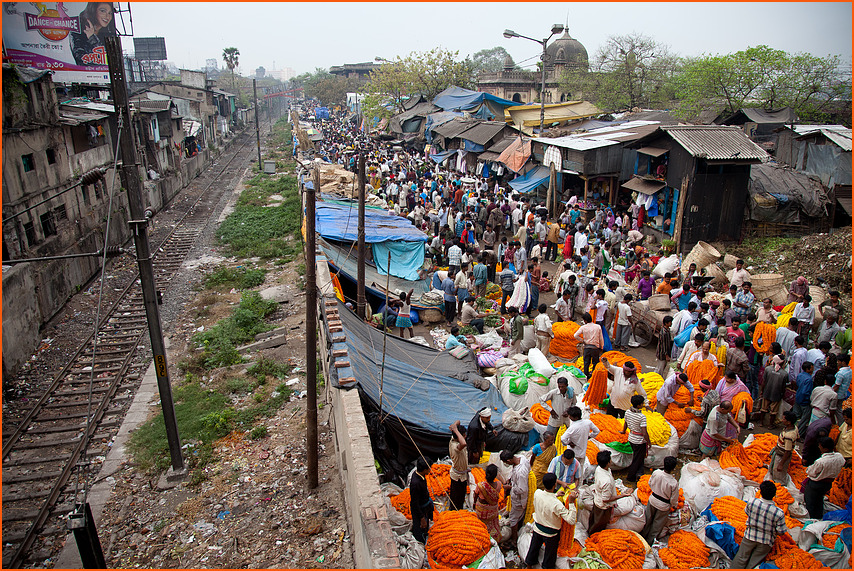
[508,165,551,193]
[315,203,428,243]
[433,86,517,112]
[429,149,458,163]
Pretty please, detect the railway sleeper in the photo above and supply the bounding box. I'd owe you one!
[43,392,133,409]
[2,470,63,484]
[2,489,53,502]
[13,431,111,450]
[2,502,73,523]
[25,416,122,434]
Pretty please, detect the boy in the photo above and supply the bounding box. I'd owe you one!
[615,294,633,351]
[534,303,554,357]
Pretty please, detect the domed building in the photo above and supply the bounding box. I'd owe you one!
[476,28,589,107]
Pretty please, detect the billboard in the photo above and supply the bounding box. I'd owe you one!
[133,36,166,61]
[2,2,128,84]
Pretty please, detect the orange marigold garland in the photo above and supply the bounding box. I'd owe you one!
[635,475,684,510]
[390,488,412,519]
[710,496,748,540]
[585,529,647,569]
[426,464,452,498]
[822,522,851,550]
[549,320,582,360]
[752,322,777,355]
[658,530,710,569]
[425,510,492,568]
[589,413,629,444]
[601,351,642,372]
[665,403,703,437]
[828,466,852,506]
[586,441,599,466]
[530,402,552,425]
[557,491,582,557]
[583,369,609,407]
[720,442,767,482]
[685,358,719,385]
[730,391,754,424]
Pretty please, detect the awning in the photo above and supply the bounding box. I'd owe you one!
[508,165,551,193]
[479,151,501,162]
[183,119,202,137]
[622,177,666,195]
[429,149,457,163]
[637,146,668,157]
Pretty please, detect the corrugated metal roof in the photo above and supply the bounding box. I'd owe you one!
[431,117,480,139]
[660,125,768,160]
[487,135,520,154]
[61,101,116,114]
[479,151,501,162]
[458,121,507,145]
[538,120,661,151]
[821,129,852,151]
[795,127,852,151]
[135,99,172,112]
[59,108,108,126]
[792,124,849,135]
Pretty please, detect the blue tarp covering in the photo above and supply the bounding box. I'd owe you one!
[464,140,485,152]
[508,165,551,193]
[372,241,426,281]
[430,149,458,163]
[315,203,428,243]
[433,86,516,112]
[315,107,330,119]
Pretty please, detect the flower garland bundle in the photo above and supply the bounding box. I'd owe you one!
[426,464,452,498]
[549,320,582,360]
[752,322,777,355]
[788,451,808,488]
[635,474,684,510]
[530,402,552,425]
[639,372,665,401]
[425,510,491,568]
[822,522,851,550]
[589,413,629,444]
[730,391,754,424]
[584,529,647,569]
[557,491,582,557]
[772,545,824,569]
[583,369,609,407]
[776,302,798,328]
[390,488,412,519]
[829,424,841,441]
[470,467,506,505]
[685,358,719,385]
[587,441,599,466]
[710,341,728,372]
[641,409,672,446]
[524,470,537,524]
[755,481,794,514]
[658,530,709,569]
[828,466,852,506]
[601,351,642,372]
[664,403,703,436]
[720,442,768,482]
[710,496,748,540]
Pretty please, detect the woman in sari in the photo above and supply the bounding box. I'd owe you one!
[529,432,558,489]
[474,464,504,542]
[714,371,750,438]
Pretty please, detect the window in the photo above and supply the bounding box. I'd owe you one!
[82,185,89,205]
[40,211,57,237]
[23,221,36,246]
[93,180,101,199]
[22,154,35,172]
[46,148,56,164]
[54,203,67,221]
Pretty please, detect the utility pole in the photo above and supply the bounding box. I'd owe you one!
[306,168,319,489]
[253,79,261,168]
[357,153,366,318]
[105,36,184,474]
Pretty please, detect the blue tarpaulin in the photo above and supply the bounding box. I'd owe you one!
[372,241,426,281]
[508,165,551,193]
[430,149,458,163]
[315,203,428,243]
[433,86,516,113]
[463,140,485,152]
[424,111,464,143]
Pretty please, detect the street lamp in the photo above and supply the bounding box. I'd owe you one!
[503,24,565,135]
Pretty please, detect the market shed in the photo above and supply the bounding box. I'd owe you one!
[747,163,831,231]
[627,125,768,252]
[719,107,797,150]
[431,86,517,120]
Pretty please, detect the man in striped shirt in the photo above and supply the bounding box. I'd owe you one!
[620,394,650,482]
[731,480,787,568]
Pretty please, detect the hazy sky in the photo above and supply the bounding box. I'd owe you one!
[126,2,852,75]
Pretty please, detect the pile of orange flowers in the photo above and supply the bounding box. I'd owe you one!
[583,369,609,407]
[658,530,709,569]
[755,481,794,514]
[589,413,629,444]
[426,464,452,498]
[710,496,748,540]
[685,358,720,385]
[635,475,684,510]
[557,492,582,557]
[752,322,777,354]
[584,529,647,569]
[586,440,599,466]
[549,321,581,360]
[601,351,642,372]
[664,403,703,436]
[425,510,491,568]
[829,424,841,441]
[390,488,412,519]
[731,391,754,423]
[828,466,852,506]
[470,467,506,505]
[530,402,552,425]
[720,442,768,482]
[822,522,851,550]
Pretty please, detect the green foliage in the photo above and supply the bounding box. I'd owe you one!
[295,68,358,107]
[672,45,848,122]
[203,265,267,290]
[249,425,268,440]
[222,47,240,90]
[226,377,252,393]
[469,46,515,75]
[362,48,475,122]
[247,357,292,382]
[215,173,302,259]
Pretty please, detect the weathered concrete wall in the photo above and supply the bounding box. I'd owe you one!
[315,254,400,568]
[1,264,43,381]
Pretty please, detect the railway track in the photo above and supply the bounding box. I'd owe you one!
[1,124,268,568]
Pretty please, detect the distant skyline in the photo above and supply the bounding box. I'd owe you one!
[126,2,852,77]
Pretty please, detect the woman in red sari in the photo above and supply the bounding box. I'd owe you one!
[474,464,504,541]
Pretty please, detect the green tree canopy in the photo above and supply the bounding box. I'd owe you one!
[362,48,475,122]
[470,46,516,76]
[222,47,240,90]
[673,45,849,122]
[293,68,356,107]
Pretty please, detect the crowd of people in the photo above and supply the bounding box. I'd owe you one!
[303,108,852,567]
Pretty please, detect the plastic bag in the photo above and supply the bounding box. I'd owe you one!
[528,347,556,379]
[653,254,680,278]
[395,531,426,569]
[678,418,704,451]
[473,538,506,569]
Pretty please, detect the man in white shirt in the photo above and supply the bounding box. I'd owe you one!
[533,303,554,357]
[574,226,588,256]
[729,259,751,288]
[601,357,647,418]
[511,205,523,235]
[640,455,680,545]
[560,407,600,477]
[588,450,632,535]
[615,294,633,351]
[540,377,576,435]
[524,473,577,569]
[448,421,468,510]
[500,449,532,541]
[554,289,573,323]
[803,437,846,518]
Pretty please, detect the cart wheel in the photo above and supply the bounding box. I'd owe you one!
[633,322,653,347]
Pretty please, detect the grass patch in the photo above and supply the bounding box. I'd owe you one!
[203,265,267,290]
[739,236,801,255]
[186,291,278,372]
[249,425,268,440]
[247,357,292,383]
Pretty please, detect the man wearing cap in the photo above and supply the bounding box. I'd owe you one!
[601,356,647,419]
[655,372,695,415]
[466,408,496,465]
[540,377,577,435]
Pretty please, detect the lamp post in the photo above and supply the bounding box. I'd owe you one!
[503,24,564,136]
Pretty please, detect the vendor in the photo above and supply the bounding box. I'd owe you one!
[655,372,695,415]
[466,408,496,464]
[699,400,740,459]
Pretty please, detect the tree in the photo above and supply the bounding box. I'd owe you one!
[362,48,475,122]
[559,33,677,112]
[222,47,240,90]
[470,46,516,76]
[295,68,356,107]
[673,46,849,122]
